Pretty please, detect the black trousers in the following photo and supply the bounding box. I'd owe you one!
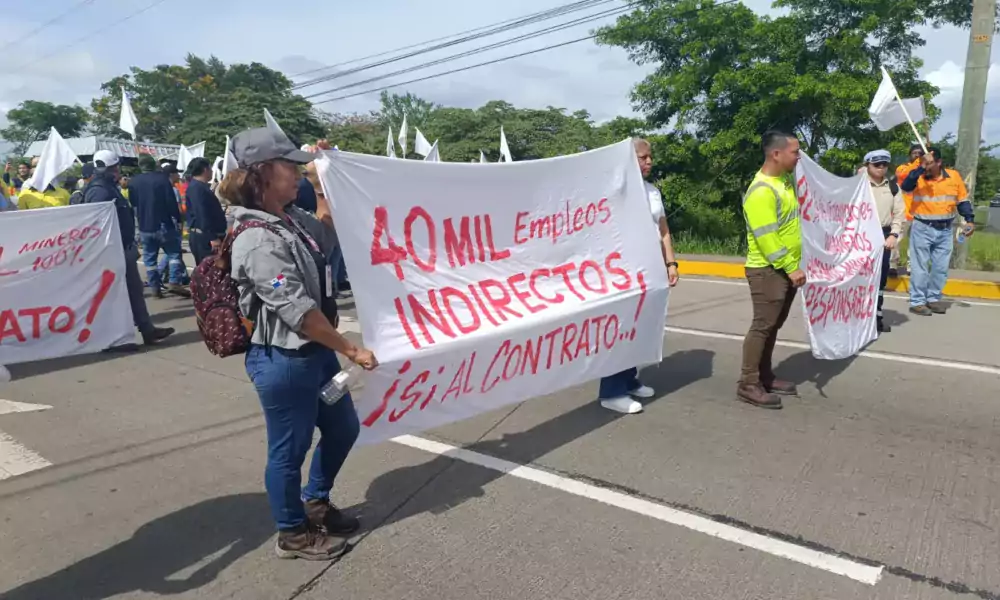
[189,230,215,266]
[878,227,892,321]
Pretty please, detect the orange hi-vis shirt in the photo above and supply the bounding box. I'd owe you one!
[895,162,918,221]
[901,164,971,223]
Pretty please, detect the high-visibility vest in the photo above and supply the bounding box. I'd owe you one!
[909,167,968,222]
[743,171,801,273]
[895,162,917,221]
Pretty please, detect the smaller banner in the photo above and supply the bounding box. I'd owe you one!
[0,203,135,365]
[796,154,882,360]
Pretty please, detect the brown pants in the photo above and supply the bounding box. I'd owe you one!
[741,267,798,386]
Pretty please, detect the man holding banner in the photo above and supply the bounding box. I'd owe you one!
[862,149,906,333]
[738,131,805,410]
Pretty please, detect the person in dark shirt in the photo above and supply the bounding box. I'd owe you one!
[129,155,187,297]
[185,157,228,265]
[294,175,318,213]
[83,150,173,347]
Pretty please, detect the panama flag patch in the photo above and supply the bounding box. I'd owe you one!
[270,274,287,290]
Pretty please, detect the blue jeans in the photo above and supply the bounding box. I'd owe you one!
[141,226,185,288]
[908,219,954,307]
[246,344,360,531]
[599,367,641,399]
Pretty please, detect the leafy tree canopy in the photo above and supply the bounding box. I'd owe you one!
[90,54,325,158]
[0,100,90,155]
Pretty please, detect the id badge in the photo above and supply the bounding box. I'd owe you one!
[325,264,334,297]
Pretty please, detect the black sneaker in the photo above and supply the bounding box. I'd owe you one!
[142,327,175,345]
[304,499,361,536]
[275,524,347,561]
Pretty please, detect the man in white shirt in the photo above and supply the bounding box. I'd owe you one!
[863,149,906,333]
[597,138,680,414]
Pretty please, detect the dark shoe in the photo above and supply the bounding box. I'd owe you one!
[275,524,347,561]
[166,283,191,298]
[909,305,933,317]
[877,319,891,333]
[928,302,948,314]
[762,379,797,396]
[304,498,361,536]
[151,286,164,299]
[736,384,782,409]
[142,326,175,345]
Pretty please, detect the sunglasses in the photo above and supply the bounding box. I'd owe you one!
[871,162,890,168]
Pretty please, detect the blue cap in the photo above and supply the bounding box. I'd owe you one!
[81,162,95,178]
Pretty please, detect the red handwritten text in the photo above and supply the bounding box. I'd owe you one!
[394,251,636,349]
[803,283,876,328]
[513,198,611,245]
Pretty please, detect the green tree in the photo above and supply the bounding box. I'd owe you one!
[0,100,90,154]
[90,54,325,158]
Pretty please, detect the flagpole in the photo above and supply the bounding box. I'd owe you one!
[880,67,928,153]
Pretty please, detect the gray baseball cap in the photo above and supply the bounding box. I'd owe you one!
[230,127,315,168]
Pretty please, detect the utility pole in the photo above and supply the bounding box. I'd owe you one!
[952,0,996,269]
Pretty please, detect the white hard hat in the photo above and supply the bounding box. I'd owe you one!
[93,150,120,169]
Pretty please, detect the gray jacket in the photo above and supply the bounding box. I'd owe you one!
[230,205,335,349]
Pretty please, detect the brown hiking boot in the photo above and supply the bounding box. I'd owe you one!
[928,302,948,314]
[275,524,347,561]
[304,499,360,536]
[909,305,933,317]
[737,384,783,409]
[762,378,798,396]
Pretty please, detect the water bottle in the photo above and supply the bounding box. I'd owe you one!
[957,227,967,245]
[319,365,362,405]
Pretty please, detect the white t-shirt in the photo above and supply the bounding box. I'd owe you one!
[645,181,665,228]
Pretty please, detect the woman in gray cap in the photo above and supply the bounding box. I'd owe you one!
[227,127,378,561]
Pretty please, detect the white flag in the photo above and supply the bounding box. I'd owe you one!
[386,127,396,158]
[23,128,79,192]
[119,87,138,140]
[176,141,205,175]
[264,109,284,134]
[414,128,433,157]
[479,151,487,164]
[499,126,513,163]
[869,69,926,132]
[211,156,224,184]
[223,135,239,176]
[424,140,440,162]
[397,113,408,157]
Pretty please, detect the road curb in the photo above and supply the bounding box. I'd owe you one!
[679,260,1000,301]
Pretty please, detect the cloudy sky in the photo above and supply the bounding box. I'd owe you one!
[1,0,997,151]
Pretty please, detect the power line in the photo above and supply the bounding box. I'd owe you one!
[311,0,742,106]
[291,0,613,79]
[312,35,597,105]
[303,5,633,100]
[291,0,615,90]
[20,0,170,70]
[0,0,99,54]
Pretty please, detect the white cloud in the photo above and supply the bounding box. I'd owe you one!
[924,60,1000,141]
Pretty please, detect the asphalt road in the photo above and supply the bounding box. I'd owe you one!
[2,276,999,600]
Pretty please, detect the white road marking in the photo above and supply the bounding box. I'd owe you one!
[394,434,884,586]
[664,326,1000,376]
[0,400,53,481]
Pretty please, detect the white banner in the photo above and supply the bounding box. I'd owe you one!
[317,140,670,444]
[0,203,134,365]
[796,154,882,359]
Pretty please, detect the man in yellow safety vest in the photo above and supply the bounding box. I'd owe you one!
[738,131,806,410]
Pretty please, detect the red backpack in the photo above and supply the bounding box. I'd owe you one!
[190,221,281,357]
